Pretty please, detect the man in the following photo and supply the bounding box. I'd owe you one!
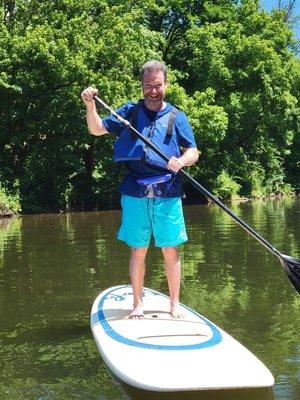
[81,60,199,319]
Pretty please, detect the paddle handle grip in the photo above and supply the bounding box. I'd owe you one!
[93,96,130,126]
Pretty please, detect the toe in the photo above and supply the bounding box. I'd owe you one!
[129,304,144,319]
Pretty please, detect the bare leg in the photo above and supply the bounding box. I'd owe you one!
[129,247,148,319]
[162,247,182,318]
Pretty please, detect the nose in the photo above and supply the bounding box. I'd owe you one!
[150,86,157,93]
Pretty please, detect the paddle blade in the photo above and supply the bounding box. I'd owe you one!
[281,255,300,294]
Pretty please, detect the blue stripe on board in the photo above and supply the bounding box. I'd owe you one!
[90,312,99,326]
[92,286,222,351]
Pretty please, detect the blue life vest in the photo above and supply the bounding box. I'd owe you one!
[113,102,180,171]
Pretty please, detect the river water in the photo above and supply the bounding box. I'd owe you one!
[0,197,299,400]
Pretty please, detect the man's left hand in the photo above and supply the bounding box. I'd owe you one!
[167,157,184,173]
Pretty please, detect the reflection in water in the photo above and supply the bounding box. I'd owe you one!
[0,197,299,400]
[122,385,275,400]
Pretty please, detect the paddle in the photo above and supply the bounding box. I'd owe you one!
[93,95,300,294]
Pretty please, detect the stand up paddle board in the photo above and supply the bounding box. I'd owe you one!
[90,285,274,392]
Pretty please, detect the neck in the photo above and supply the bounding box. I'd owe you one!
[144,99,166,112]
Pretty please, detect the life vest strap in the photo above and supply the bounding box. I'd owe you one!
[129,101,179,140]
[166,107,179,137]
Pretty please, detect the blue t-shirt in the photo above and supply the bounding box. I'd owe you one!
[102,101,197,198]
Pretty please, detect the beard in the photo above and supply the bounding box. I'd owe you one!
[144,93,164,110]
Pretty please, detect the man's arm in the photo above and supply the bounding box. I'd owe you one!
[81,87,107,136]
[179,147,199,167]
[167,148,199,173]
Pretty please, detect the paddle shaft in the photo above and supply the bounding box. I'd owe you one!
[94,96,284,261]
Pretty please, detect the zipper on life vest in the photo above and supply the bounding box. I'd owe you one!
[147,121,156,139]
[144,121,156,153]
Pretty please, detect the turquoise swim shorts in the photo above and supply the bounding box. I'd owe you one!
[117,195,188,248]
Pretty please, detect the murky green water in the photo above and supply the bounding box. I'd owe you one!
[0,197,299,400]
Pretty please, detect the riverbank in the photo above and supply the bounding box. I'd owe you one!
[0,186,20,218]
[0,206,15,218]
[1,191,299,219]
[0,199,17,218]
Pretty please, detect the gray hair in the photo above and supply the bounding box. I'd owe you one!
[140,60,167,82]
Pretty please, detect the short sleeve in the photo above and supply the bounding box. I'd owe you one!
[175,111,197,148]
[102,102,135,136]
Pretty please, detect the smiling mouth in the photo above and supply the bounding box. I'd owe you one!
[147,94,161,100]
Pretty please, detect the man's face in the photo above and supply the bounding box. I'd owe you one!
[142,70,167,110]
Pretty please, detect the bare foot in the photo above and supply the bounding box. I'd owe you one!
[170,301,183,318]
[129,304,144,319]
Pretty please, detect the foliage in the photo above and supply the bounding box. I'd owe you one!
[285,57,300,188]
[0,183,20,216]
[180,0,298,195]
[0,0,299,213]
[213,170,241,200]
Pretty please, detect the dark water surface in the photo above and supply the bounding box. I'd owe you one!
[0,197,299,400]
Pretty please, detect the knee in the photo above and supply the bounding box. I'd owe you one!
[162,247,179,262]
[131,247,148,261]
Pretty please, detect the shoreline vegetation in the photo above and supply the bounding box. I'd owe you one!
[1,189,298,218]
[1,1,299,216]
[0,187,20,218]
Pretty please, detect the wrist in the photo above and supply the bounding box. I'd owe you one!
[85,101,96,111]
[177,158,185,167]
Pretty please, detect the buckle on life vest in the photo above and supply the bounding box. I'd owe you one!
[136,174,172,185]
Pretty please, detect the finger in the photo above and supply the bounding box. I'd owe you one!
[81,87,98,101]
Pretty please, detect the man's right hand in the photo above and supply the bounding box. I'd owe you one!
[81,87,107,136]
[81,87,98,107]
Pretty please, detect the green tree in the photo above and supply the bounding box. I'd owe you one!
[285,57,300,189]
[0,0,299,213]
[0,0,163,212]
[181,0,298,196]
